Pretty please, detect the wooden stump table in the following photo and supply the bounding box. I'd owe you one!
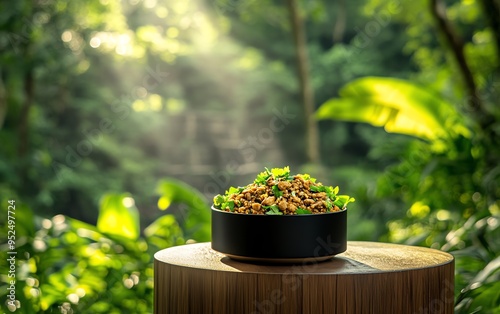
[154,242,454,314]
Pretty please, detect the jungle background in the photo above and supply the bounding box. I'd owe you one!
[1,0,499,312]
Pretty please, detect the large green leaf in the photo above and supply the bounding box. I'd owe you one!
[470,255,500,286]
[316,77,470,140]
[156,178,211,242]
[457,281,500,313]
[96,193,140,240]
[144,214,185,249]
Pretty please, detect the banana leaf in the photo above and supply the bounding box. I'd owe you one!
[316,77,470,140]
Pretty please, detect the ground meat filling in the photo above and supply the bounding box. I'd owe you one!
[213,167,354,215]
[225,175,341,215]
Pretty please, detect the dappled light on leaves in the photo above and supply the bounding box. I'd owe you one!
[317,77,470,141]
[96,193,140,240]
[387,221,427,243]
[157,196,171,210]
[122,196,135,208]
[156,178,211,241]
[123,272,140,289]
[89,36,101,48]
[408,201,430,219]
[234,48,263,70]
[0,177,212,312]
[144,215,185,248]
[67,293,79,304]
[436,209,451,221]
[165,98,185,113]
[61,30,72,42]
[132,94,164,112]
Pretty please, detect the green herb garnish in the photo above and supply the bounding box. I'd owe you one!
[296,208,312,215]
[213,186,245,211]
[213,166,355,214]
[254,166,292,185]
[263,205,283,215]
[272,185,283,198]
[333,195,356,209]
[255,168,272,185]
[270,166,291,180]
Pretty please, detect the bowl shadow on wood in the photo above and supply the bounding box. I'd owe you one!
[219,255,379,273]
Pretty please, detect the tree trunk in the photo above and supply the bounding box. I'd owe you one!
[333,0,347,43]
[0,70,6,130]
[18,69,34,157]
[429,0,482,112]
[286,0,321,163]
[478,0,500,63]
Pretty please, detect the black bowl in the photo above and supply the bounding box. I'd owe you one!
[211,206,347,263]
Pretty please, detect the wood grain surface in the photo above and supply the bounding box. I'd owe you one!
[154,242,454,314]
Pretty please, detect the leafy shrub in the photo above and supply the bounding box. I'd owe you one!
[318,77,500,313]
[0,179,210,313]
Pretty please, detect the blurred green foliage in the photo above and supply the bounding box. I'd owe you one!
[319,77,500,312]
[156,179,211,241]
[1,0,499,313]
[317,77,470,140]
[0,181,208,313]
[316,1,500,307]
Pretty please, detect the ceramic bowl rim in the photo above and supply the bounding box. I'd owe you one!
[211,205,347,216]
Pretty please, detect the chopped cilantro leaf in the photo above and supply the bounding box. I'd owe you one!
[214,195,224,206]
[332,186,339,195]
[296,208,312,215]
[227,186,241,195]
[271,166,290,179]
[325,199,333,210]
[255,168,272,185]
[333,195,355,209]
[272,185,283,198]
[263,205,283,215]
[300,173,317,183]
[227,200,235,211]
[310,185,324,192]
